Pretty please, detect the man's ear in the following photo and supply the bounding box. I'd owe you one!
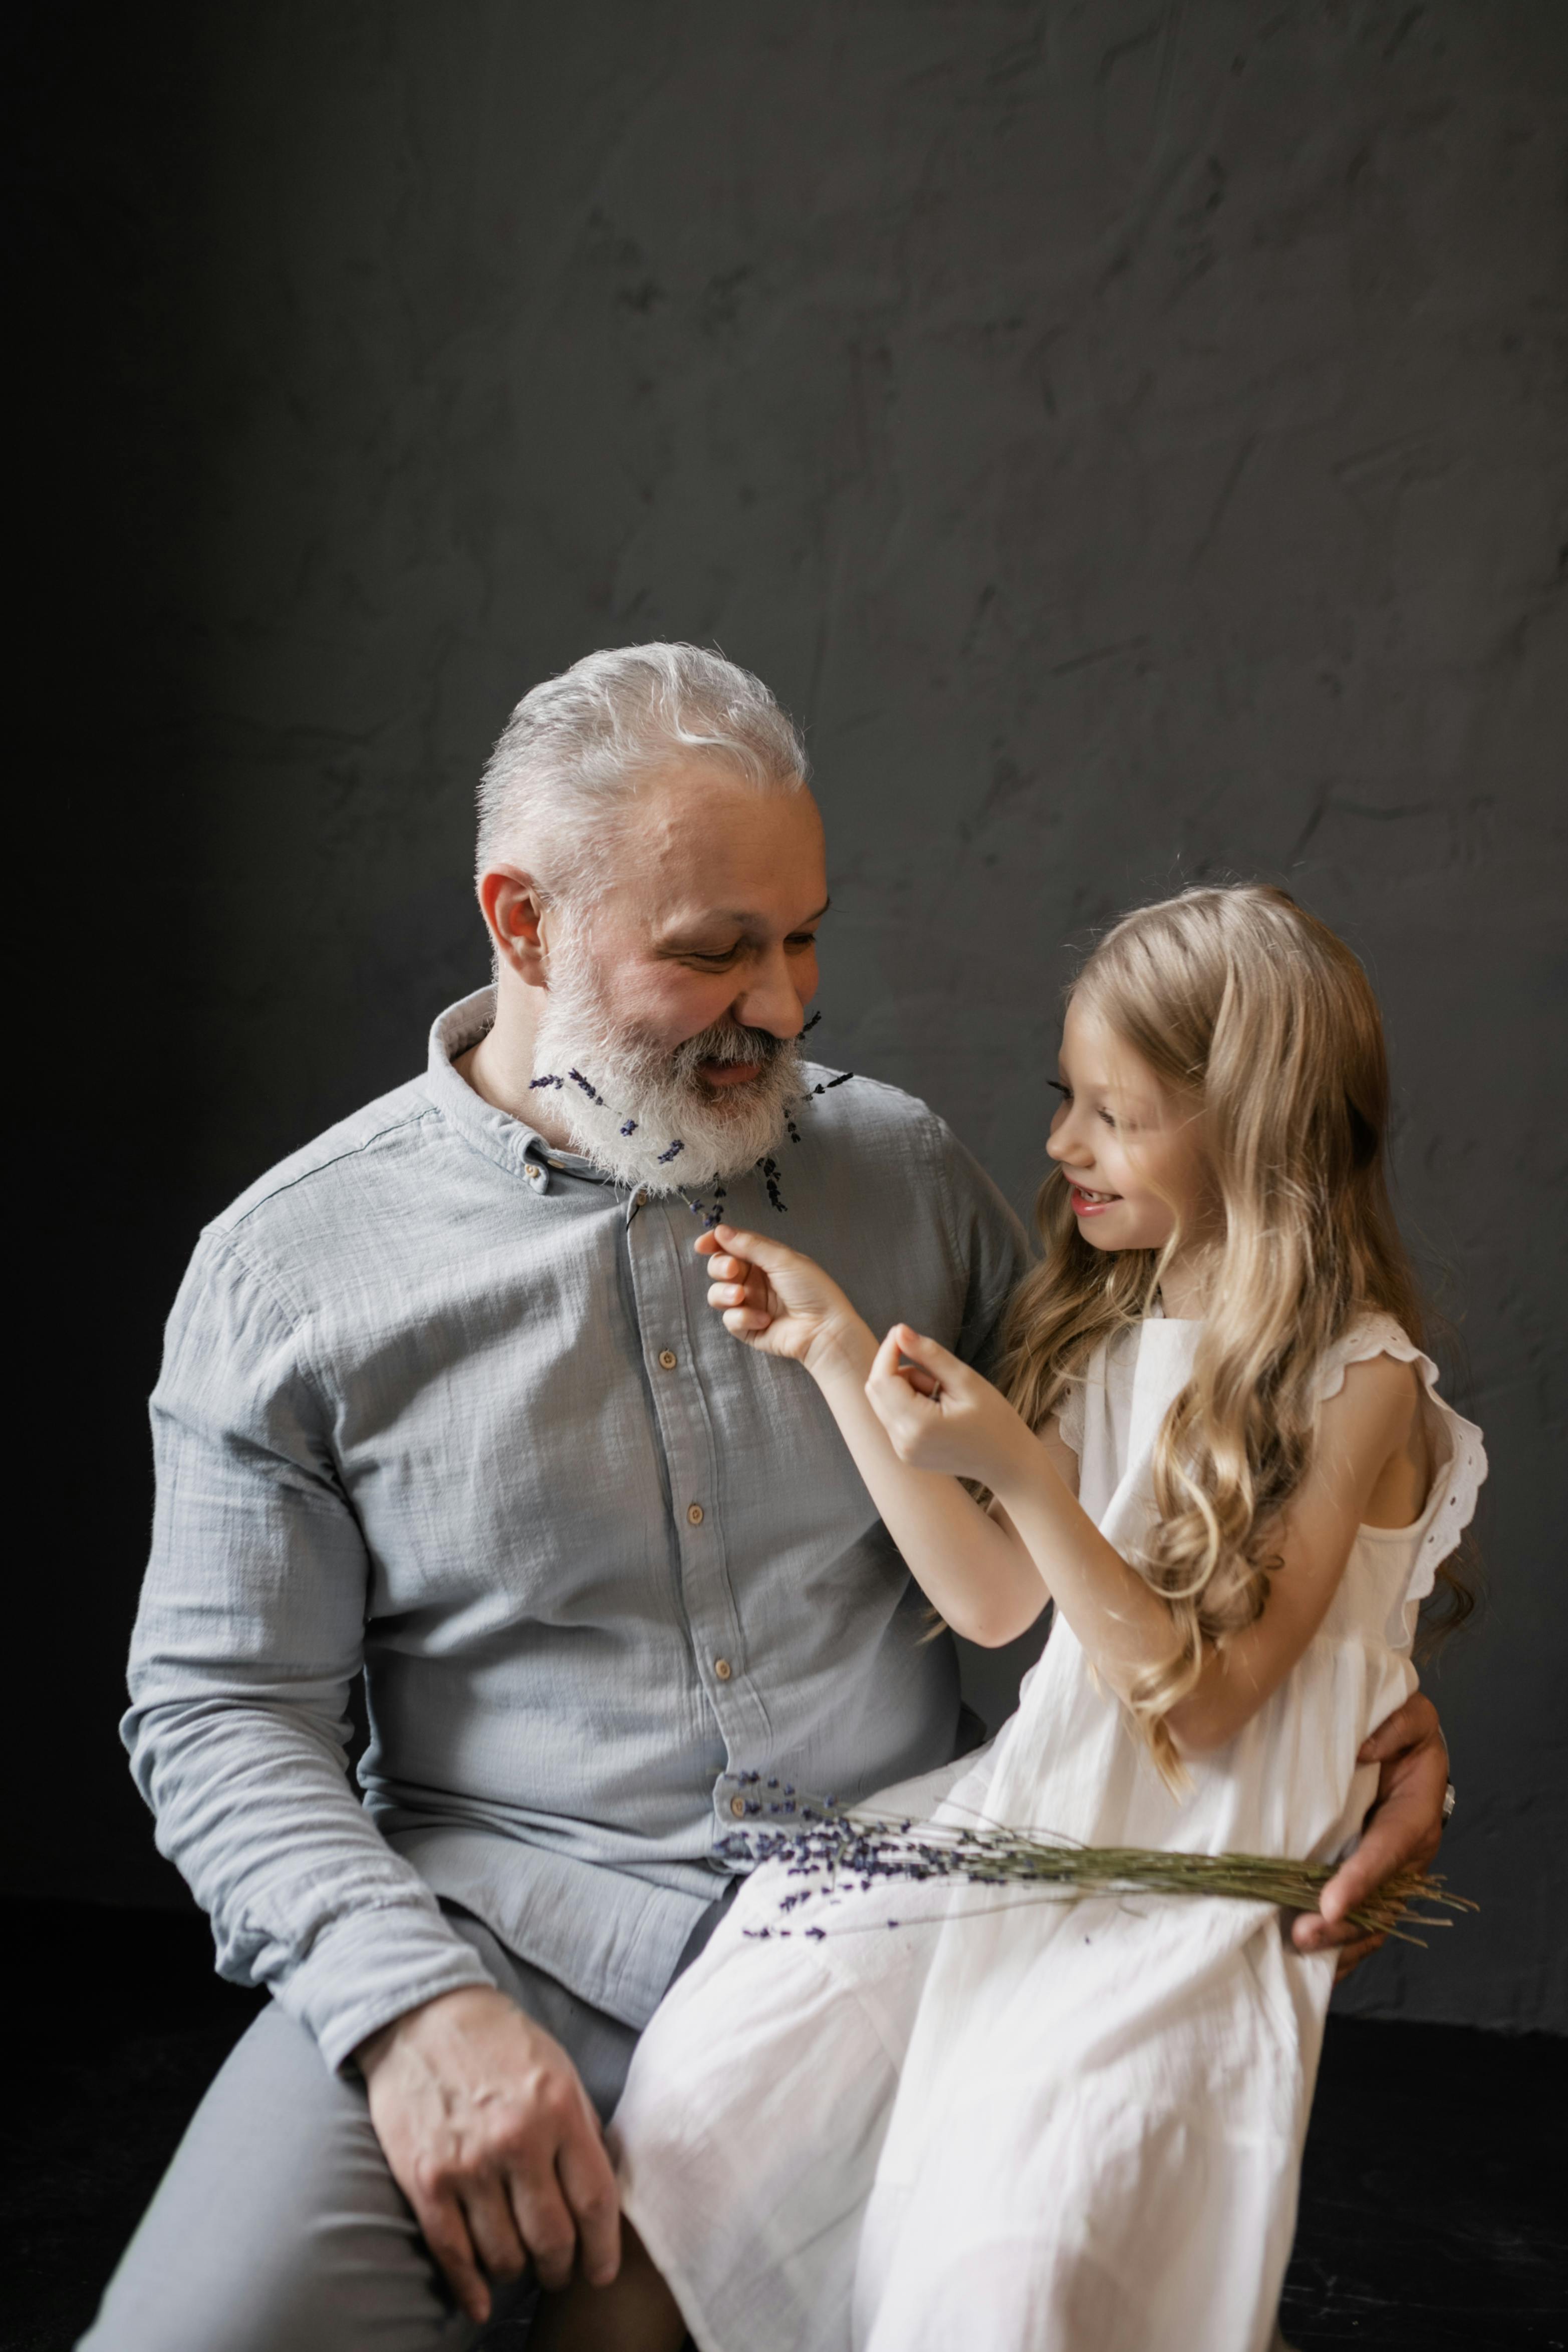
[478,866,553,988]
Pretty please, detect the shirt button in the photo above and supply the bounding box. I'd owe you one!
[526,1164,542,1184]
[687,1502,705,1526]
[658,1349,678,1370]
[729,1794,747,1818]
[713,1657,732,1681]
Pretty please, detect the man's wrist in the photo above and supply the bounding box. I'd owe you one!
[354,1990,446,2079]
[354,1982,510,2080]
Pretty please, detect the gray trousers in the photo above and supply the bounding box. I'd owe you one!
[78,1901,720,2352]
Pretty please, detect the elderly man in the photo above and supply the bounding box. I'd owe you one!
[86,645,1449,2351]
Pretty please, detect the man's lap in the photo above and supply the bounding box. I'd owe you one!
[76,1906,645,2352]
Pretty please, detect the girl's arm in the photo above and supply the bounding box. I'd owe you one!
[697,1228,1049,1646]
[864,1321,1423,1755]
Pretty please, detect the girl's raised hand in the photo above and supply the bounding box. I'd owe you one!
[694,1224,867,1375]
[865,1324,1030,1487]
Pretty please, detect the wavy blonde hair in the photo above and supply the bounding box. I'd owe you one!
[996,884,1471,1778]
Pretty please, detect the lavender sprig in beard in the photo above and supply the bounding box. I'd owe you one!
[530,940,804,1194]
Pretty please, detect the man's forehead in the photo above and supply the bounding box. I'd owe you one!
[615,771,825,920]
[633,768,821,848]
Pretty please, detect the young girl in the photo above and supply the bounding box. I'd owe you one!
[538,883,1483,2352]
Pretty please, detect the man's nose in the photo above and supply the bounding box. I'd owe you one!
[732,951,808,1038]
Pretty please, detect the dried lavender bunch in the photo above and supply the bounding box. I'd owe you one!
[717,1778,1474,1947]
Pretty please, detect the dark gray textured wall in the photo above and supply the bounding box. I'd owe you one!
[15,3,1565,2032]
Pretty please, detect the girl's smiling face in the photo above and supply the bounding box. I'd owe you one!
[1047,999,1213,1259]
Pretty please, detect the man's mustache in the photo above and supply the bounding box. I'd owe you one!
[670,1022,798,1081]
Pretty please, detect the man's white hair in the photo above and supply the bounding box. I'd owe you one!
[476,642,810,901]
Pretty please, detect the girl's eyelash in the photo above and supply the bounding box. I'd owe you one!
[1050,1075,1116,1126]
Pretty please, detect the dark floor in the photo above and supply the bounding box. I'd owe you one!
[9,1899,1564,2352]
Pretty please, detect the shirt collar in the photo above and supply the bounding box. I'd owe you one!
[423,986,616,1197]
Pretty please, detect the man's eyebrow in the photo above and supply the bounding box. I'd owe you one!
[656,898,831,946]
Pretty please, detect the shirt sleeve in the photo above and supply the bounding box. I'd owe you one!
[123,1230,494,2072]
[927,1118,1031,1379]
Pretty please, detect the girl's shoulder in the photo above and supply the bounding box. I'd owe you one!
[1315,1312,1428,1408]
[1318,1314,1488,1589]
[1313,1315,1449,1471]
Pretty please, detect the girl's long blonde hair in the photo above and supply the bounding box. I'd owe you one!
[998,883,1471,1777]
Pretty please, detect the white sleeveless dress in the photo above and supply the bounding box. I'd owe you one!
[612,1315,1484,2352]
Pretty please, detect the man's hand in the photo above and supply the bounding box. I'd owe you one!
[1293,1689,1449,1981]
[355,1985,620,2326]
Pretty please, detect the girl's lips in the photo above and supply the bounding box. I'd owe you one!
[1070,1184,1120,1216]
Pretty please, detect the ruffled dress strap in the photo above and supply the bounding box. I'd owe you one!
[1053,1300,1176,1469]
[1317,1313,1488,1603]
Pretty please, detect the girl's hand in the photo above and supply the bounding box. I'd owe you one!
[695,1225,869,1377]
[864,1324,1032,1489]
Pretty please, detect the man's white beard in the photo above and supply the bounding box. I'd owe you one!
[529,943,802,1195]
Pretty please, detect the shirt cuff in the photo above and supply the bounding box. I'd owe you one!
[269,1896,501,2074]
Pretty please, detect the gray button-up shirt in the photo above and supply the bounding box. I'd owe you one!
[125,990,1027,2070]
